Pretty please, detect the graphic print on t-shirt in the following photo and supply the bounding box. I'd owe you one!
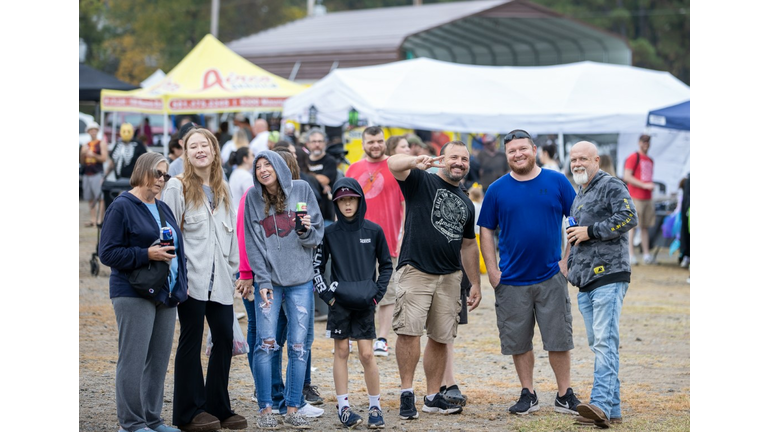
[113,143,136,176]
[352,169,385,199]
[431,189,468,242]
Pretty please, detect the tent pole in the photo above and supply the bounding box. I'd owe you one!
[100,110,105,143]
[163,113,170,157]
[112,113,117,148]
[557,132,564,167]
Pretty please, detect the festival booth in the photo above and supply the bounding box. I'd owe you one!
[282,58,689,181]
[636,100,690,192]
[80,64,139,102]
[101,34,307,155]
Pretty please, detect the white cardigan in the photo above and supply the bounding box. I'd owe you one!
[162,177,239,305]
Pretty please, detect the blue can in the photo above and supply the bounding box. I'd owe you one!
[567,216,578,227]
[160,227,174,255]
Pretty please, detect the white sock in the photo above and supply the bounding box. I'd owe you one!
[337,394,350,415]
[401,388,414,394]
[426,393,437,401]
[368,394,380,409]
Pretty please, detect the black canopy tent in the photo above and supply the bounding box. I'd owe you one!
[79,63,138,102]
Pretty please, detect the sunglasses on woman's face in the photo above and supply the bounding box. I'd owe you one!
[154,170,171,182]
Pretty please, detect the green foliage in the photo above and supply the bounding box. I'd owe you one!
[80,0,689,85]
[532,0,689,84]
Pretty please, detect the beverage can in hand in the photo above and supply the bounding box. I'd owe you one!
[567,217,577,246]
[295,202,308,233]
[160,226,175,255]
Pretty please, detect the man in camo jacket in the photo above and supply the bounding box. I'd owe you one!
[565,141,637,429]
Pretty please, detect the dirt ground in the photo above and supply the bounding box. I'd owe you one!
[79,200,690,431]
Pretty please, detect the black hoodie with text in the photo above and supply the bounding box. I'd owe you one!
[314,177,393,310]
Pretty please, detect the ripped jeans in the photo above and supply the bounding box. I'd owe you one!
[254,280,314,410]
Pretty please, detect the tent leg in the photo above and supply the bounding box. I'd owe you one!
[163,114,169,157]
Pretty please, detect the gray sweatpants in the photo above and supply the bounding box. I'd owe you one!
[112,296,176,431]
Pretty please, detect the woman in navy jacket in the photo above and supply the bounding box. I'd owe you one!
[99,152,188,432]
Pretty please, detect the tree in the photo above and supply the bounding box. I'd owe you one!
[80,0,689,85]
[532,0,689,84]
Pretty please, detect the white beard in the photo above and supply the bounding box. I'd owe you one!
[573,169,589,185]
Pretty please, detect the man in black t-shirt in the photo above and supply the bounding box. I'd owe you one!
[305,128,338,224]
[387,141,482,420]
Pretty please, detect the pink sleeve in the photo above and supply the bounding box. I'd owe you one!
[237,187,253,279]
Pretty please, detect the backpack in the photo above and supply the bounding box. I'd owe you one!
[623,152,652,184]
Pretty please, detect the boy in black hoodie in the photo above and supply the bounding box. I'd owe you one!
[315,177,393,429]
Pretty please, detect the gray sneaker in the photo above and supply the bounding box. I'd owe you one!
[256,412,279,430]
[303,384,325,405]
[284,412,311,429]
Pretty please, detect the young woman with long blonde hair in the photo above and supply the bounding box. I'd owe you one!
[162,126,246,432]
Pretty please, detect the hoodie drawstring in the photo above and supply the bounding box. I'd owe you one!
[273,214,280,250]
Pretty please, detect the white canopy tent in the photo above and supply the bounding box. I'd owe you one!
[283,58,689,187]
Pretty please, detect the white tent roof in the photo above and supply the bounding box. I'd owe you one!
[283,58,690,135]
[140,69,166,89]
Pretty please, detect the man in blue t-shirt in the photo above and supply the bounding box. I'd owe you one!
[477,129,581,417]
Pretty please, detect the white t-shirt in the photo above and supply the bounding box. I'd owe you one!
[249,131,269,156]
[220,140,236,165]
[229,167,254,216]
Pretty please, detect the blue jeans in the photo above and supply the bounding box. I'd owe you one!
[254,281,314,410]
[577,282,628,419]
[244,296,313,414]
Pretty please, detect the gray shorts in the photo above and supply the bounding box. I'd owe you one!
[82,173,103,202]
[494,271,573,355]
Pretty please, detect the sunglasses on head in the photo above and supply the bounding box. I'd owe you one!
[503,129,532,143]
[154,170,171,182]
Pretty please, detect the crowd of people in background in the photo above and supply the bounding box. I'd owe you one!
[88,116,689,431]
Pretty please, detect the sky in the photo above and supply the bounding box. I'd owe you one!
[2,1,763,429]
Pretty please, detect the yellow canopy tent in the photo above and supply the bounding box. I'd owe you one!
[100,34,307,154]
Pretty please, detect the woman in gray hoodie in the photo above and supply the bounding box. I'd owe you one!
[242,150,324,429]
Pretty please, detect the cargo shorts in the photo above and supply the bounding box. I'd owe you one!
[392,265,462,344]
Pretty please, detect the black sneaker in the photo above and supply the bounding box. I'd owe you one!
[303,384,324,405]
[441,384,467,406]
[422,393,462,415]
[399,391,419,420]
[554,387,580,415]
[508,388,540,415]
[337,405,363,429]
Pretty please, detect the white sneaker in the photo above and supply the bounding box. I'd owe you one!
[373,338,389,357]
[629,255,638,266]
[643,254,655,265]
[680,256,690,268]
[236,312,246,320]
[297,403,324,418]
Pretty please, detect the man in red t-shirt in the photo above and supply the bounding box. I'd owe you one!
[623,134,655,265]
[345,126,405,357]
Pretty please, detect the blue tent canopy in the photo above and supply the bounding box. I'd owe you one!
[647,100,690,131]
